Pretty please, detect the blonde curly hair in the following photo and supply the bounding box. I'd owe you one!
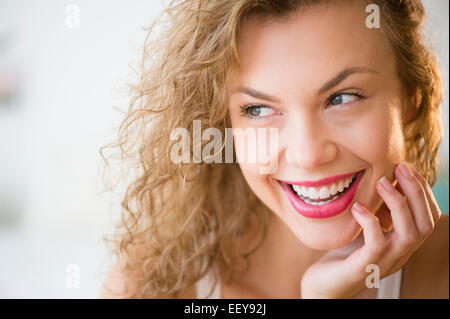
[100,0,444,298]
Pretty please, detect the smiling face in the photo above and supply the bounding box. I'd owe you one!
[226,1,415,250]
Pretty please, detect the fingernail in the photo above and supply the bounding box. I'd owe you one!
[352,202,365,214]
[379,176,395,193]
[399,161,414,179]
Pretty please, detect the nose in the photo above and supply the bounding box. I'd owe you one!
[283,113,338,170]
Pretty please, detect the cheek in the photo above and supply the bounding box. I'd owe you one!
[229,112,274,203]
[341,103,405,167]
[237,161,282,215]
[234,134,277,193]
[371,106,405,167]
[233,126,279,175]
[233,133,281,213]
[343,103,405,210]
[233,133,259,173]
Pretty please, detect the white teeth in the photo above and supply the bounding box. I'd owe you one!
[319,186,330,199]
[337,180,345,192]
[307,187,320,200]
[301,185,308,195]
[291,174,357,202]
[330,183,337,196]
[344,178,350,188]
[302,194,340,206]
[292,184,302,194]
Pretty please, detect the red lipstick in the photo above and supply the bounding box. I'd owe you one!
[279,170,361,187]
[278,169,365,219]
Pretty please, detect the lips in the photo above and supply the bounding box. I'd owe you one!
[278,169,365,219]
[280,170,360,187]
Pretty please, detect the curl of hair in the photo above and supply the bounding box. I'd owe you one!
[100,0,444,298]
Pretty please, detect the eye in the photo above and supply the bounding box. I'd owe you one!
[327,92,364,108]
[240,104,278,119]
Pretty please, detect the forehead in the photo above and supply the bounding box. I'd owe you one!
[230,1,396,92]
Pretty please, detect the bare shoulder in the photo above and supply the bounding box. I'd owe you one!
[99,255,135,298]
[99,244,150,299]
[401,214,449,298]
[99,246,199,299]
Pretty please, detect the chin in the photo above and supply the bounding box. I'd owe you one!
[282,208,364,251]
[301,228,363,251]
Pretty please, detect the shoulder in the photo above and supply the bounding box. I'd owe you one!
[99,261,130,298]
[100,253,138,298]
[401,214,449,298]
[99,248,200,299]
[99,244,151,298]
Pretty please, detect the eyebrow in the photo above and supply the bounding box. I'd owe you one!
[318,66,379,95]
[233,66,379,103]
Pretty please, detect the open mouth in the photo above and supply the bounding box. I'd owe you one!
[278,169,365,219]
[290,173,358,205]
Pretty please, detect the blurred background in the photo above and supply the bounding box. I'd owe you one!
[0,0,448,298]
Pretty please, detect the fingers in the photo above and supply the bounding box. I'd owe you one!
[411,165,442,224]
[376,172,419,248]
[346,162,441,283]
[375,202,393,233]
[349,203,387,269]
[393,162,434,239]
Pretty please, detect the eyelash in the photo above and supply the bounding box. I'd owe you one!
[239,91,365,120]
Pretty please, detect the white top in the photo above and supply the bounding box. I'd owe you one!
[195,266,404,299]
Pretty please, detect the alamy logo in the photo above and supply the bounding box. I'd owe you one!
[365,4,380,28]
[169,120,279,174]
[65,4,80,29]
[365,264,380,288]
[66,264,80,288]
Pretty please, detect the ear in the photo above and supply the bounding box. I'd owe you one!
[402,89,422,124]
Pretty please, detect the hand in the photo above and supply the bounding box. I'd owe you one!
[300,162,442,298]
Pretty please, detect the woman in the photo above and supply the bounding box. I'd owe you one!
[100,0,448,298]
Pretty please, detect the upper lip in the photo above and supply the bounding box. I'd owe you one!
[278,169,364,187]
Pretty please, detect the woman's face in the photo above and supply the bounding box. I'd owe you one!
[227,1,416,250]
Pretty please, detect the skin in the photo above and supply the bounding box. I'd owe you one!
[223,0,446,298]
[98,0,448,299]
